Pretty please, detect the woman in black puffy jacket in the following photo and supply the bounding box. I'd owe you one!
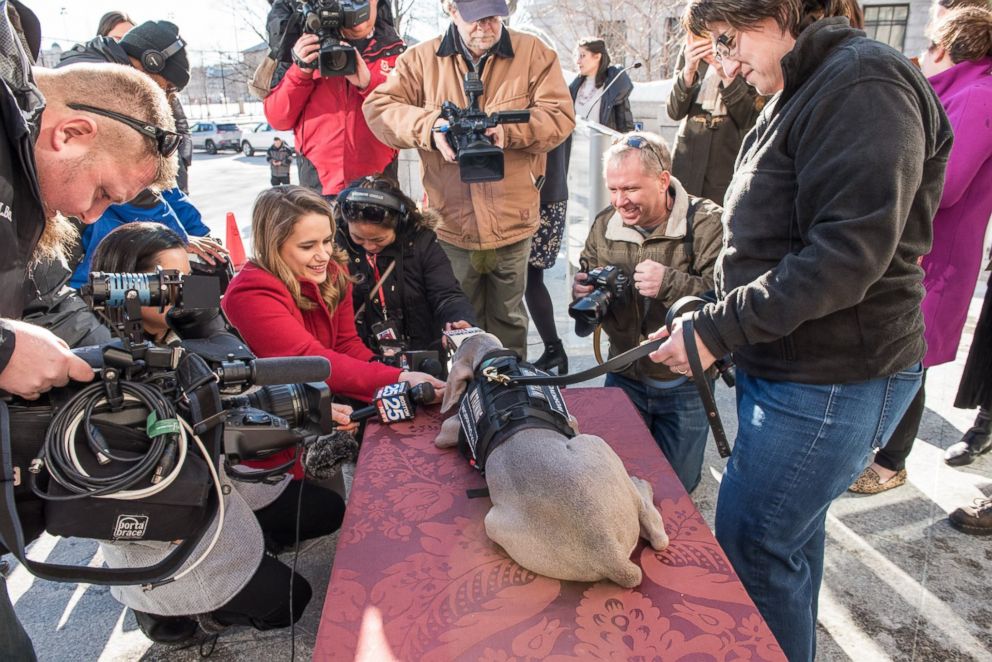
[334,176,476,363]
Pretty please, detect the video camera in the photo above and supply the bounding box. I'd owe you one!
[440,71,530,183]
[299,0,371,77]
[0,268,338,586]
[568,262,631,337]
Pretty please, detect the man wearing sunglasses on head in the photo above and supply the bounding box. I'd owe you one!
[572,132,723,494]
[0,26,179,653]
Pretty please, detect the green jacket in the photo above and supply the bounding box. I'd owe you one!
[667,54,764,204]
[579,177,723,381]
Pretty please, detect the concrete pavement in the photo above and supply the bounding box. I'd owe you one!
[6,153,990,661]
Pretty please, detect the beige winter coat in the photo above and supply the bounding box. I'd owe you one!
[363,25,575,250]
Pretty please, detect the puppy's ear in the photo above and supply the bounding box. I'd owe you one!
[441,360,473,413]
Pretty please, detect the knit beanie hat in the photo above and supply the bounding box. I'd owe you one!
[120,20,190,91]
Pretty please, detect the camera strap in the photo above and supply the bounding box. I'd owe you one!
[506,296,733,458]
[0,400,213,586]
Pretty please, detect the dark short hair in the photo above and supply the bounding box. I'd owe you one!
[683,0,863,38]
[96,10,134,38]
[577,37,611,88]
[91,223,186,273]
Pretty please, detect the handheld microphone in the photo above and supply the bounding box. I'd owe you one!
[582,62,642,121]
[350,381,436,424]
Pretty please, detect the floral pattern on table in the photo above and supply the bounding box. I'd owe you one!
[316,387,784,661]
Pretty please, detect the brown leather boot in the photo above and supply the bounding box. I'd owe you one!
[949,497,992,536]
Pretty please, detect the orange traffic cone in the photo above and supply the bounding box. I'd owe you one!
[226,211,247,271]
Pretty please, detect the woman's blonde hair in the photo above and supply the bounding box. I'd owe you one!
[250,186,351,313]
[931,6,992,63]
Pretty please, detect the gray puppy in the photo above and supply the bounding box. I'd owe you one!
[435,333,669,587]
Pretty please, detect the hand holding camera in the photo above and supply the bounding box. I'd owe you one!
[632,259,667,298]
[0,320,94,400]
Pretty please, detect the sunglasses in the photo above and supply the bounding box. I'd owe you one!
[339,188,407,225]
[614,135,667,171]
[713,29,739,64]
[67,103,181,157]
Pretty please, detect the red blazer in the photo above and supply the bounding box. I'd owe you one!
[223,262,401,402]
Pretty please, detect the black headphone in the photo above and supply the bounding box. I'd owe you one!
[140,36,186,74]
[338,186,409,226]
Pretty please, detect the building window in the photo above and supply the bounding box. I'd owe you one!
[863,4,910,51]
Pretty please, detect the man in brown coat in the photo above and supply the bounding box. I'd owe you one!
[573,132,723,492]
[363,0,574,357]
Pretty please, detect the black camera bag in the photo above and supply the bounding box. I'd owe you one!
[0,353,224,586]
[39,418,212,542]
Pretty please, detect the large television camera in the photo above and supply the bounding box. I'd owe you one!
[0,269,338,587]
[440,72,530,183]
[299,0,371,77]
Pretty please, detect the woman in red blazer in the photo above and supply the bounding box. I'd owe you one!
[224,186,445,403]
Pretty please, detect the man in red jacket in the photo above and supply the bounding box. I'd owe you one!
[263,1,405,197]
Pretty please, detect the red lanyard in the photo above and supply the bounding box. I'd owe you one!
[366,253,388,315]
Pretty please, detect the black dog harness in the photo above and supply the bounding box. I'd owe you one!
[457,350,574,475]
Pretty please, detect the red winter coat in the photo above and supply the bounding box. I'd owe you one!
[223,262,401,401]
[263,29,405,195]
[222,263,401,478]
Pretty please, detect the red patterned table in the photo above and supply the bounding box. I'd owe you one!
[314,387,784,661]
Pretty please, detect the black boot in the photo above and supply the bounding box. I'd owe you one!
[945,408,992,466]
[533,339,568,375]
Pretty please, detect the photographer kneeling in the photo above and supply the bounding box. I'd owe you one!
[573,132,723,493]
[89,224,351,643]
[335,176,476,367]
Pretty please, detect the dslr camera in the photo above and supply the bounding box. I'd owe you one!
[299,0,371,76]
[440,71,530,183]
[568,263,631,337]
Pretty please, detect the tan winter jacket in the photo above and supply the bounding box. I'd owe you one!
[579,177,724,381]
[363,25,575,250]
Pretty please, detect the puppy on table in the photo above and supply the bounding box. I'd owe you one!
[435,332,669,587]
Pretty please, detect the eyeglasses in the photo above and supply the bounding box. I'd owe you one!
[613,135,667,171]
[67,103,181,157]
[713,29,739,64]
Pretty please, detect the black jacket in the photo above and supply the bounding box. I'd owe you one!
[336,211,476,354]
[569,66,635,132]
[0,69,46,372]
[694,19,953,384]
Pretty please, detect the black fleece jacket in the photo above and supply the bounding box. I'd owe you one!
[336,212,476,355]
[693,19,953,384]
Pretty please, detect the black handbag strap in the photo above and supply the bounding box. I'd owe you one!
[0,401,215,586]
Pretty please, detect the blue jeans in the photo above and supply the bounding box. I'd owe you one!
[605,372,711,492]
[716,364,923,662]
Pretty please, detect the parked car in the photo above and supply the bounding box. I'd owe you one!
[190,122,243,154]
[240,122,295,157]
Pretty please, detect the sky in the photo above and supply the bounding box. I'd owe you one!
[32,0,446,65]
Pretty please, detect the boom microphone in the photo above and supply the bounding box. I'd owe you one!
[217,356,331,386]
[350,382,436,424]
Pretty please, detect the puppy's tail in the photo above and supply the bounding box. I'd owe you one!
[604,560,642,588]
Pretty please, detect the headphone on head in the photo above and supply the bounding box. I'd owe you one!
[140,36,186,74]
[338,186,409,226]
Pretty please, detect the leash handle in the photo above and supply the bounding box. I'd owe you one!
[682,316,732,458]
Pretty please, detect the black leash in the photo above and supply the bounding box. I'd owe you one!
[504,296,733,458]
